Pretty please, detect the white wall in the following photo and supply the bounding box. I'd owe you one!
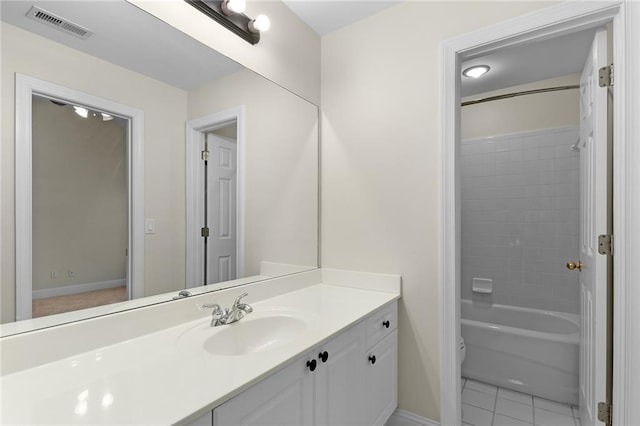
[320,1,554,421]
[128,0,321,105]
[1,22,188,322]
[462,74,580,140]
[32,96,127,291]
[188,69,319,274]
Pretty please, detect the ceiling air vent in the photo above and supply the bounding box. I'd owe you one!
[25,6,93,40]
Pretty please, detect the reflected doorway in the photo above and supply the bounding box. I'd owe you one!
[30,95,129,318]
[14,74,145,321]
[185,106,245,289]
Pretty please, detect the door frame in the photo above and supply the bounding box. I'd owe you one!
[185,106,245,288]
[439,1,640,424]
[15,73,145,320]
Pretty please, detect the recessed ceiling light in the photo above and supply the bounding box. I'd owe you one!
[463,65,490,78]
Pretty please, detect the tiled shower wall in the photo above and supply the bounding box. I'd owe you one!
[461,126,580,314]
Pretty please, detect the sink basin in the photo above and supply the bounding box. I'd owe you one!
[189,310,310,356]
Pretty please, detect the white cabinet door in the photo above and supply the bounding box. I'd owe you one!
[314,322,367,426]
[213,352,314,426]
[365,330,398,426]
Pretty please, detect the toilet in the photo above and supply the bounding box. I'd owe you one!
[460,337,466,364]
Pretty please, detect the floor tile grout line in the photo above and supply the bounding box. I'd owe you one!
[532,394,536,425]
[495,385,535,425]
[490,385,499,426]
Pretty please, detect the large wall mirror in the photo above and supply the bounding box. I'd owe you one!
[0,0,318,336]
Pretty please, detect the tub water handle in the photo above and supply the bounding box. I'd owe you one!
[566,261,583,271]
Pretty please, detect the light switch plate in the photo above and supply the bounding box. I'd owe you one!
[145,218,156,234]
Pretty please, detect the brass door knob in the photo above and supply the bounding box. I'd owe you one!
[566,261,583,271]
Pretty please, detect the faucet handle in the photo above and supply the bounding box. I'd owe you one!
[201,303,221,310]
[233,292,249,307]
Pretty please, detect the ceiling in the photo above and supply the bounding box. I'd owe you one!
[0,0,243,91]
[460,28,600,97]
[282,1,599,97]
[282,0,401,35]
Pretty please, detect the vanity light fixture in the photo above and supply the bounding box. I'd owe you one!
[463,65,490,78]
[249,14,271,33]
[221,0,246,15]
[101,113,114,122]
[73,106,89,118]
[186,0,270,45]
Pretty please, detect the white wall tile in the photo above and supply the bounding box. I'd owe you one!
[461,127,580,314]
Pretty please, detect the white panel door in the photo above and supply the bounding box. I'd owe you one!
[578,28,608,426]
[314,322,366,426]
[207,134,237,284]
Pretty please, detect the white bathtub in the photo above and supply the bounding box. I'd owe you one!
[461,299,579,405]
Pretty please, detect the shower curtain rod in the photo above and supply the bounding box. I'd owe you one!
[461,85,580,107]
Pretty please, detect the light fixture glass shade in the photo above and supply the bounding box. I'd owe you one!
[463,65,490,78]
[73,106,89,118]
[222,0,246,15]
[249,14,270,33]
[101,113,114,121]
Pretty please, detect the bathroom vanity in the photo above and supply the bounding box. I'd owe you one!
[0,269,400,425]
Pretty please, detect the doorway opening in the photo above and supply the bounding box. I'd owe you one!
[15,74,144,321]
[439,2,633,425]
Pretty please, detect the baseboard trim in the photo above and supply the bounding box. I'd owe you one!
[386,409,439,426]
[32,279,126,299]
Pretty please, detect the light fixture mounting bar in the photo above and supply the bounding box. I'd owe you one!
[185,0,260,45]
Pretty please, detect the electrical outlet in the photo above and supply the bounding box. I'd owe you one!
[68,270,75,278]
[50,271,57,279]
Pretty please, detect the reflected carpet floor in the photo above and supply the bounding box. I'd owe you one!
[33,286,128,318]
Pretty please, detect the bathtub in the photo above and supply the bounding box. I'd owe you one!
[461,299,579,405]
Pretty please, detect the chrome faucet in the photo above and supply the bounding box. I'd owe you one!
[202,292,253,327]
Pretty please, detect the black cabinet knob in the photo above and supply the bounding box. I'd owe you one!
[319,351,329,363]
[368,355,377,365]
[306,359,317,372]
[382,320,390,329]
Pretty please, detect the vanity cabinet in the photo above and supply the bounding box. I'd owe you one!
[211,302,397,426]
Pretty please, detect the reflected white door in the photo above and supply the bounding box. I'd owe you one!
[578,28,608,426]
[206,133,237,284]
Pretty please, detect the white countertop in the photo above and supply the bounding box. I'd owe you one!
[0,283,399,425]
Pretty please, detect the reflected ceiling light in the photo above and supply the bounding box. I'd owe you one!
[463,65,490,78]
[186,0,269,44]
[73,106,89,118]
[102,393,114,408]
[249,14,271,33]
[221,0,246,15]
[101,113,114,122]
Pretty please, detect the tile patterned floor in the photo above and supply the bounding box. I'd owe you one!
[461,378,582,426]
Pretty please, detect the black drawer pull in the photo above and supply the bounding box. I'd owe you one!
[368,355,376,365]
[306,359,317,372]
[319,351,329,363]
[382,320,390,329]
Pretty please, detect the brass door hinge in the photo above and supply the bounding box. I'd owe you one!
[599,64,613,87]
[598,234,613,256]
[201,227,210,237]
[201,150,210,161]
[598,401,612,425]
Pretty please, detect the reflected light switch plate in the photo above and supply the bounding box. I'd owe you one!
[145,218,156,234]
